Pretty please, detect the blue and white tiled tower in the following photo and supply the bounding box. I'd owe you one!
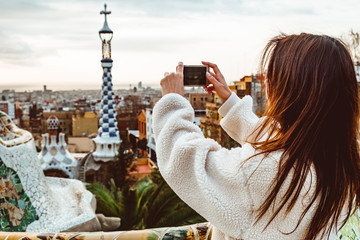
[93,4,121,161]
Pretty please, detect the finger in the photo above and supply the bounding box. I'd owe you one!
[176,61,184,74]
[164,72,169,77]
[209,71,218,80]
[206,72,221,87]
[202,61,222,76]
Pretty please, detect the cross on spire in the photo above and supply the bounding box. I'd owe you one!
[99,3,112,34]
[100,4,111,17]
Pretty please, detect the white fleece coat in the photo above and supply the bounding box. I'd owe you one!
[153,93,338,240]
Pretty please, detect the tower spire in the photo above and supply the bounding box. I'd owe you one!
[99,4,112,34]
[93,4,120,161]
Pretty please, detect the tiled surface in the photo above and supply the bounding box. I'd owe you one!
[0,111,97,232]
[98,66,119,139]
[39,133,79,179]
[0,222,212,240]
[92,62,121,161]
[0,158,38,231]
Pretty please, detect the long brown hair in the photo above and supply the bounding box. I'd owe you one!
[253,33,360,239]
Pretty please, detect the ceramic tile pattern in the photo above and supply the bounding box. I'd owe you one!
[0,111,97,232]
[92,61,121,162]
[0,158,38,231]
[0,223,212,240]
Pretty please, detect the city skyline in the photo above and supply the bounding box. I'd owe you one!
[0,0,359,91]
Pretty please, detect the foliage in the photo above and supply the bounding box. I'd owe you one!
[106,132,135,188]
[137,138,148,152]
[222,135,241,149]
[87,168,206,230]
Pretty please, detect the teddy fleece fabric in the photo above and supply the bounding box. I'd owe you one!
[152,92,338,240]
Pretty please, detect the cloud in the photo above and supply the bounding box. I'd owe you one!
[0,29,60,66]
[98,0,316,17]
[0,32,36,65]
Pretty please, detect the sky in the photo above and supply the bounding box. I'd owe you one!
[0,0,359,91]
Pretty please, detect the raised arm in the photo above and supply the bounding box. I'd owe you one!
[152,93,255,238]
[218,93,260,145]
[202,61,260,145]
[152,62,265,238]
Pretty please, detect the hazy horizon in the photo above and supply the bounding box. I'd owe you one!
[0,83,161,92]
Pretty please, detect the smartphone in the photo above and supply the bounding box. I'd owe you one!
[183,65,208,86]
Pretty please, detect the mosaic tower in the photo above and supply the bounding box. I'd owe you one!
[92,4,121,161]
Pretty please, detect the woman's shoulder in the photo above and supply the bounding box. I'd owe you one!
[240,143,282,177]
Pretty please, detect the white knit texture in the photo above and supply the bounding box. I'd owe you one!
[153,93,339,240]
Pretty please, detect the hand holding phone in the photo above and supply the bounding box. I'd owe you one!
[202,61,232,103]
[160,62,185,96]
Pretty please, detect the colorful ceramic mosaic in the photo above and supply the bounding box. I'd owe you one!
[0,157,38,231]
[2,217,360,240]
[0,111,98,232]
[0,222,212,240]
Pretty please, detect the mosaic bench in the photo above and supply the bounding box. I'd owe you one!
[0,111,99,232]
[1,214,360,240]
[0,222,212,240]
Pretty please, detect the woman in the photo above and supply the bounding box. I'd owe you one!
[152,33,360,239]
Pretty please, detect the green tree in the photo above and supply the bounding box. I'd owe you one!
[106,132,135,188]
[87,169,206,230]
[134,168,206,229]
[137,138,148,152]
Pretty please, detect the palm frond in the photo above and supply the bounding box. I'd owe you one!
[86,182,121,217]
[155,207,206,228]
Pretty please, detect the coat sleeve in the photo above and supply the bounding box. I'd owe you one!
[219,93,260,145]
[152,93,259,239]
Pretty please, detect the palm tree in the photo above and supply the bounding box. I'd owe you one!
[86,169,205,230]
[134,169,205,229]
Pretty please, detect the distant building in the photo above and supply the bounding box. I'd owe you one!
[200,101,223,143]
[72,112,98,137]
[186,93,212,126]
[146,108,156,162]
[128,157,156,182]
[0,101,22,126]
[232,75,265,116]
[188,93,211,110]
[0,90,15,103]
[0,101,15,119]
[116,95,151,133]
[200,74,265,147]
[42,111,74,136]
[138,110,146,140]
[67,137,94,153]
[38,115,79,179]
